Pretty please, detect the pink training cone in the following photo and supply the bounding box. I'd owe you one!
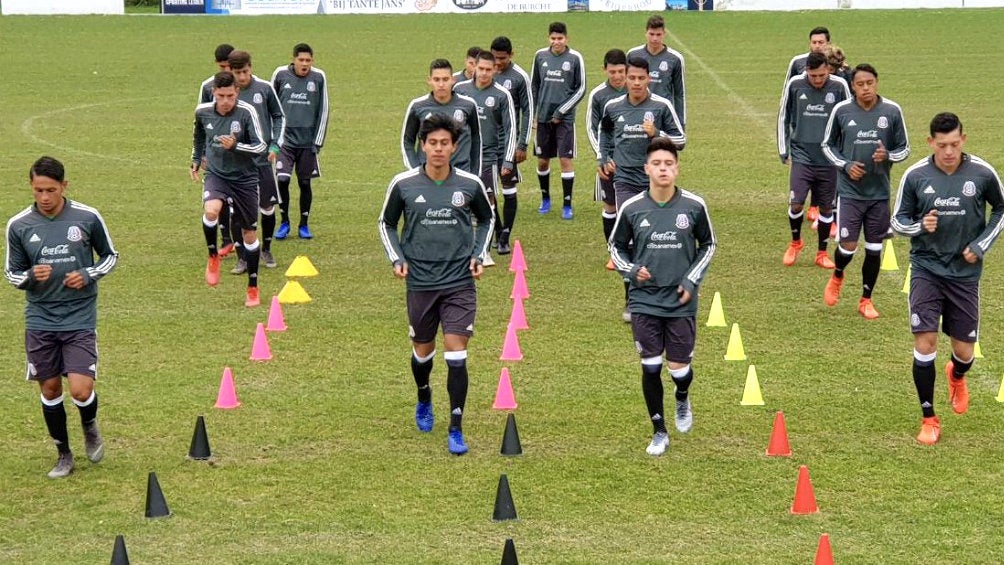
[509,240,527,273]
[493,367,518,410]
[500,324,524,361]
[266,295,287,332]
[510,269,529,300]
[509,297,528,331]
[214,367,241,409]
[250,322,272,361]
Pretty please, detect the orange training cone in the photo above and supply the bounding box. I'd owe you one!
[814,533,834,565]
[493,367,518,410]
[266,295,287,332]
[790,465,819,514]
[500,324,524,361]
[510,269,529,300]
[766,411,792,457]
[509,297,528,331]
[509,240,527,273]
[250,322,272,361]
[214,367,241,409]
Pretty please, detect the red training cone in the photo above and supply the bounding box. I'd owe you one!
[214,367,241,409]
[266,295,287,332]
[510,269,529,300]
[250,322,272,361]
[790,465,819,514]
[509,240,527,273]
[500,324,524,361]
[814,533,834,565]
[509,297,528,331]
[493,367,518,410]
[765,411,792,457]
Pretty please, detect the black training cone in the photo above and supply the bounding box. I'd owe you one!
[188,415,212,460]
[492,474,518,521]
[110,534,130,565]
[500,537,519,565]
[145,471,171,519]
[501,413,523,456]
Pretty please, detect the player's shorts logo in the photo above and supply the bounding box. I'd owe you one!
[307,81,316,92]
[840,227,849,238]
[453,109,465,123]
[634,340,643,353]
[27,362,37,376]
[825,92,835,104]
[485,96,495,107]
[877,116,889,129]
[962,181,976,197]
[253,93,263,104]
[230,121,242,134]
[659,61,669,72]
[911,313,920,327]
[66,226,83,242]
[562,61,571,71]
[451,191,466,207]
[675,213,689,230]
[203,190,211,200]
[644,111,655,123]
[276,162,284,170]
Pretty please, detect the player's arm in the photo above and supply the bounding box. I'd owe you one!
[313,72,330,152]
[821,107,850,170]
[461,98,483,175]
[968,167,1004,259]
[499,90,517,171]
[598,102,615,170]
[891,172,924,237]
[609,206,640,280]
[777,81,795,162]
[887,109,911,163]
[378,179,407,271]
[683,203,717,295]
[236,106,267,155]
[471,178,494,264]
[191,112,207,176]
[657,100,686,150]
[672,54,686,130]
[266,84,286,154]
[516,77,533,151]
[555,53,586,121]
[79,212,119,287]
[586,89,602,156]
[4,222,38,290]
[401,102,421,169]
[529,56,541,117]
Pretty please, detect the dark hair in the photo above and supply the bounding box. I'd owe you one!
[809,26,830,41]
[227,49,251,70]
[627,56,649,73]
[293,43,313,57]
[549,22,567,35]
[466,46,482,59]
[603,49,627,67]
[490,36,513,54]
[805,52,828,71]
[29,156,65,182]
[419,114,461,143]
[930,112,963,137]
[214,43,234,63]
[851,63,878,81]
[429,58,453,74]
[476,51,495,65]
[647,137,679,159]
[212,70,236,89]
[646,14,665,30]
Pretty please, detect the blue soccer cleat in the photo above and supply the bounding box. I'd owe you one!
[298,225,313,239]
[415,401,434,433]
[562,205,574,220]
[447,429,468,455]
[537,198,551,215]
[275,221,291,240]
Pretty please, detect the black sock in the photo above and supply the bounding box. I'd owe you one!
[817,213,833,251]
[671,368,693,401]
[446,354,468,431]
[42,395,71,454]
[502,192,518,231]
[834,247,854,278]
[537,169,550,201]
[602,211,616,241]
[228,204,241,248]
[411,351,434,404]
[862,249,881,299]
[641,363,667,433]
[244,240,261,288]
[952,353,974,378]
[261,211,276,253]
[219,205,232,246]
[73,391,98,427]
[298,179,312,227]
[278,178,291,224]
[561,172,574,205]
[202,215,219,256]
[788,208,804,242]
[912,354,936,418]
[624,280,630,304]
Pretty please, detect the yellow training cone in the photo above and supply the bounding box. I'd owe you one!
[740,364,765,405]
[995,373,1004,402]
[881,239,899,271]
[285,255,319,278]
[974,341,984,359]
[724,323,747,361]
[278,280,312,304]
[706,291,727,327]
[902,264,911,294]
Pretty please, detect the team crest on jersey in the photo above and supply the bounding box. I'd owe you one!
[562,61,571,71]
[675,214,689,230]
[485,96,495,107]
[825,92,835,104]
[503,79,512,90]
[307,81,316,92]
[659,61,669,72]
[453,109,465,122]
[877,116,889,129]
[451,191,466,207]
[253,93,263,104]
[230,121,241,134]
[963,181,977,197]
[66,226,82,242]
[644,111,655,123]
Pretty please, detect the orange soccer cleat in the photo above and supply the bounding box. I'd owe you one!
[824,275,843,306]
[814,251,835,269]
[916,416,941,445]
[946,361,970,414]
[783,240,804,266]
[806,206,819,222]
[245,286,261,308]
[205,255,221,287]
[858,298,880,319]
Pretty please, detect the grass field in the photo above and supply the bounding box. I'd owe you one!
[2,8,1004,564]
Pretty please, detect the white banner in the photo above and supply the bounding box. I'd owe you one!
[2,0,124,14]
[587,0,664,10]
[716,0,1004,8]
[204,0,568,13]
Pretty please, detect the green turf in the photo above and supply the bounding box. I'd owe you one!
[1,9,1004,564]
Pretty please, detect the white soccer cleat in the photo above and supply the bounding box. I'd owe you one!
[646,432,669,456]
[675,398,693,433]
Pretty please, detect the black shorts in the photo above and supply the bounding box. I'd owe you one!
[630,313,696,364]
[614,181,646,209]
[25,329,98,381]
[276,146,321,180]
[406,283,477,343]
[204,174,259,231]
[500,161,521,191]
[836,197,889,244]
[534,121,576,160]
[479,163,499,196]
[908,268,980,342]
[595,174,615,205]
[257,163,281,208]
[789,162,837,208]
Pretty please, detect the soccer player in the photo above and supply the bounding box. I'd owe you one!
[822,63,910,319]
[402,59,482,176]
[784,26,830,86]
[491,36,534,255]
[191,71,268,307]
[378,114,494,456]
[197,43,237,257]
[825,45,852,86]
[454,51,516,268]
[271,43,329,240]
[891,112,1004,445]
[587,48,627,253]
[627,14,686,130]
[452,46,481,85]
[5,156,118,478]
[609,138,716,456]
[529,21,586,220]
[777,52,850,269]
[227,50,286,272]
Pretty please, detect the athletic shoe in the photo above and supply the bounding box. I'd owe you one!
[483,254,496,267]
[782,239,804,266]
[824,275,843,306]
[646,432,669,456]
[262,250,277,269]
[622,308,632,323]
[47,452,74,479]
[298,225,313,239]
[415,401,434,432]
[245,286,261,308]
[538,198,551,214]
[810,219,819,232]
[448,429,468,455]
[562,205,574,220]
[275,221,291,240]
[814,251,835,269]
[916,416,941,445]
[606,258,615,271]
[497,240,512,255]
[218,242,236,258]
[83,422,104,463]
[946,361,970,414]
[231,258,247,275]
[858,298,879,319]
[205,255,221,287]
[806,206,819,222]
[675,397,693,433]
